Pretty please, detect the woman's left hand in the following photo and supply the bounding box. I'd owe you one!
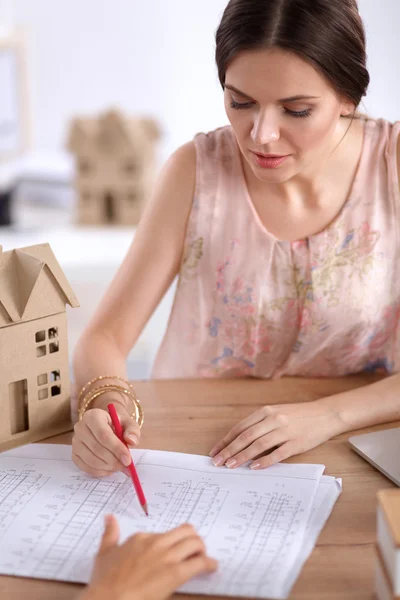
[209,400,344,470]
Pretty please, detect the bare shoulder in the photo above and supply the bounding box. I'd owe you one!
[158,141,196,190]
[169,140,196,167]
[138,140,196,223]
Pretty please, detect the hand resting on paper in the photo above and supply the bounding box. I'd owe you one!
[72,402,141,478]
[80,515,218,600]
[209,400,345,470]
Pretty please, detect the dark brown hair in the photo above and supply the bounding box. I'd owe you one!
[215,0,370,108]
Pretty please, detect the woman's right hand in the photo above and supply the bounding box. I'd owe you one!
[72,403,141,477]
[82,516,218,600]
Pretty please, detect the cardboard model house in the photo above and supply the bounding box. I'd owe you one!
[67,109,160,226]
[0,243,79,452]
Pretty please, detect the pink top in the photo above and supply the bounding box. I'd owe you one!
[152,119,400,379]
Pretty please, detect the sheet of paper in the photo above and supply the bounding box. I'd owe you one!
[0,444,341,599]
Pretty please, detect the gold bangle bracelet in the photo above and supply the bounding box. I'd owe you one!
[78,385,143,427]
[78,384,144,428]
[78,375,133,409]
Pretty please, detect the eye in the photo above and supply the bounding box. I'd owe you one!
[230,99,254,110]
[284,108,312,118]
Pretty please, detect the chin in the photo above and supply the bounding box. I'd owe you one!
[251,163,296,184]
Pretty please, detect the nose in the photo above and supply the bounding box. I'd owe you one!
[250,109,280,146]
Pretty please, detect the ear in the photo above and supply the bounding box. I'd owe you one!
[340,100,356,117]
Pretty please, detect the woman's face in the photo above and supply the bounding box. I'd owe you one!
[224,47,354,183]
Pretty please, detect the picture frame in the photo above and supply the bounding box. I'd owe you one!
[0,32,30,160]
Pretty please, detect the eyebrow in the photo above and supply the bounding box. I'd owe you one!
[224,84,320,103]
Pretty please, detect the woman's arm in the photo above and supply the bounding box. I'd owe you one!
[324,371,400,431]
[71,142,196,477]
[209,375,400,471]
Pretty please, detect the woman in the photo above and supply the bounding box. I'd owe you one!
[72,0,400,477]
[81,517,217,600]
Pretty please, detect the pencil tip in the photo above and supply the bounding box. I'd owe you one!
[142,503,149,517]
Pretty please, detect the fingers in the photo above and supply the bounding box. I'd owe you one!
[72,452,113,478]
[209,407,270,458]
[175,555,218,586]
[72,437,120,472]
[79,425,122,466]
[98,515,120,554]
[250,441,297,469]
[120,416,141,448]
[211,420,276,467]
[211,412,288,468]
[168,535,206,563]
[128,525,201,556]
[155,524,198,549]
[127,525,204,559]
[83,411,132,467]
[72,404,143,479]
[225,429,288,469]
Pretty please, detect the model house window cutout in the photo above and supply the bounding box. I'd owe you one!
[36,345,46,357]
[50,370,60,381]
[37,373,47,385]
[35,327,59,357]
[38,388,48,400]
[37,369,61,400]
[35,330,45,342]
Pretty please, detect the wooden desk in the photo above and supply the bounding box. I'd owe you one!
[1,376,398,600]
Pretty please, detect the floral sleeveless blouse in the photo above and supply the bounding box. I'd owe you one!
[152,119,400,379]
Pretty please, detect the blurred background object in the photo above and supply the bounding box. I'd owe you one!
[66,109,160,226]
[1,0,400,378]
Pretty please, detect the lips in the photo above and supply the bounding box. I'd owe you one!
[251,151,290,169]
[253,152,288,159]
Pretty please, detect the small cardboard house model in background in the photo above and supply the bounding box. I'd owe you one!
[66,109,160,226]
[0,243,79,452]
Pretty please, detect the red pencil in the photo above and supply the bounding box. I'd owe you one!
[107,403,149,516]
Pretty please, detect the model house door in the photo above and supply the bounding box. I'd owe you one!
[104,192,115,223]
[9,379,29,434]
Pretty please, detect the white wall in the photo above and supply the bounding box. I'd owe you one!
[3,0,228,163]
[3,0,400,164]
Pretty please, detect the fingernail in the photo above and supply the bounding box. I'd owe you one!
[226,459,237,469]
[126,435,138,446]
[250,462,260,470]
[212,455,224,467]
[104,514,113,525]
[121,454,131,467]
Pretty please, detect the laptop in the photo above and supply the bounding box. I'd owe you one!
[348,426,400,486]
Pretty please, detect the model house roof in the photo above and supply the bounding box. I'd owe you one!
[0,243,79,326]
[66,109,160,157]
